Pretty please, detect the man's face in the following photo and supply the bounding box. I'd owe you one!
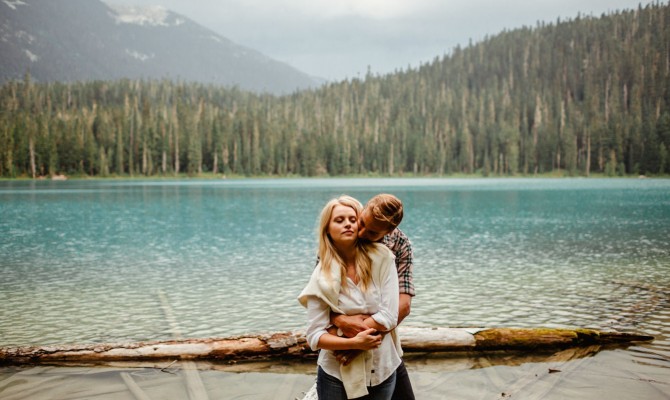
[358,209,392,242]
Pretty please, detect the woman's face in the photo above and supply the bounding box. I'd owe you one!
[328,204,358,246]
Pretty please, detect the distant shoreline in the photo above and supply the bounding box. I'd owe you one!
[1,172,668,181]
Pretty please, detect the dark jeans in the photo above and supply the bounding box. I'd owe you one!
[317,366,397,400]
[391,361,415,400]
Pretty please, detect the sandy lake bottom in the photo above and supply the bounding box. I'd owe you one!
[1,342,668,400]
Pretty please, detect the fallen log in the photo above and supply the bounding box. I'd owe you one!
[0,327,653,365]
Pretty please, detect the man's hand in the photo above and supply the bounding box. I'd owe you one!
[333,349,363,366]
[331,313,370,338]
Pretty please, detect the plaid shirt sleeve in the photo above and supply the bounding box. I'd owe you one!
[383,228,415,296]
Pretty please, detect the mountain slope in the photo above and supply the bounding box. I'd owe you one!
[0,0,321,94]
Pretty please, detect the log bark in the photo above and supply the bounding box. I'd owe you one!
[0,327,653,366]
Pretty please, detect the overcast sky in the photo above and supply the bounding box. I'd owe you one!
[111,0,655,82]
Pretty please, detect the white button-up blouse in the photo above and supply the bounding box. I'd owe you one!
[304,258,401,388]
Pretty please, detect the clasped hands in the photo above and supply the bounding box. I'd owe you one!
[329,313,386,366]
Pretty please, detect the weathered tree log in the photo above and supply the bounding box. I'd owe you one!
[0,327,653,365]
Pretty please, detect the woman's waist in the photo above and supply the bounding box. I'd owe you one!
[317,342,402,382]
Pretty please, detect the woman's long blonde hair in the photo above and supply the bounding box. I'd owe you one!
[318,195,374,291]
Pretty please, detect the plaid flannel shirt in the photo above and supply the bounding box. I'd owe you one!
[382,228,415,297]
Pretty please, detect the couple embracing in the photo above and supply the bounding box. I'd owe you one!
[299,194,415,400]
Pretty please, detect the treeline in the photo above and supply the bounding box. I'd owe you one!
[1,2,669,178]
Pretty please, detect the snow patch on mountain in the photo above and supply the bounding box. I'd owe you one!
[2,0,27,11]
[16,30,35,44]
[24,49,38,62]
[107,5,180,27]
[125,49,154,61]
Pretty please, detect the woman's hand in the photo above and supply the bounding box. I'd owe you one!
[316,326,381,352]
[352,328,382,350]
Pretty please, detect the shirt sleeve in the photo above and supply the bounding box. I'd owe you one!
[390,230,415,296]
[305,296,330,351]
[370,255,400,331]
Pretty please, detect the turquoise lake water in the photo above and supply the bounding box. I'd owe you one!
[0,178,669,356]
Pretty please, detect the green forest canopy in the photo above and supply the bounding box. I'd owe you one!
[1,2,669,178]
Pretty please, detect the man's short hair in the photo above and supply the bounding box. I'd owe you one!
[366,194,403,229]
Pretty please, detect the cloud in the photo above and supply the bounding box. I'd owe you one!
[222,0,435,20]
[109,0,656,81]
[287,0,424,19]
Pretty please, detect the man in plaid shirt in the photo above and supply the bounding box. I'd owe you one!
[331,193,416,400]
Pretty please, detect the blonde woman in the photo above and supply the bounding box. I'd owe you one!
[299,195,401,400]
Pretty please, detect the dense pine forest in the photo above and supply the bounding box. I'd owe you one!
[1,2,669,178]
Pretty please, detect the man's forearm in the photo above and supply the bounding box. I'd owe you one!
[363,316,390,332]
[331,313,371,338]
[330,294,411,336]
[398,294,412,325]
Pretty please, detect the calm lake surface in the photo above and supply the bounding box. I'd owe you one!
[1,178,669,360]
